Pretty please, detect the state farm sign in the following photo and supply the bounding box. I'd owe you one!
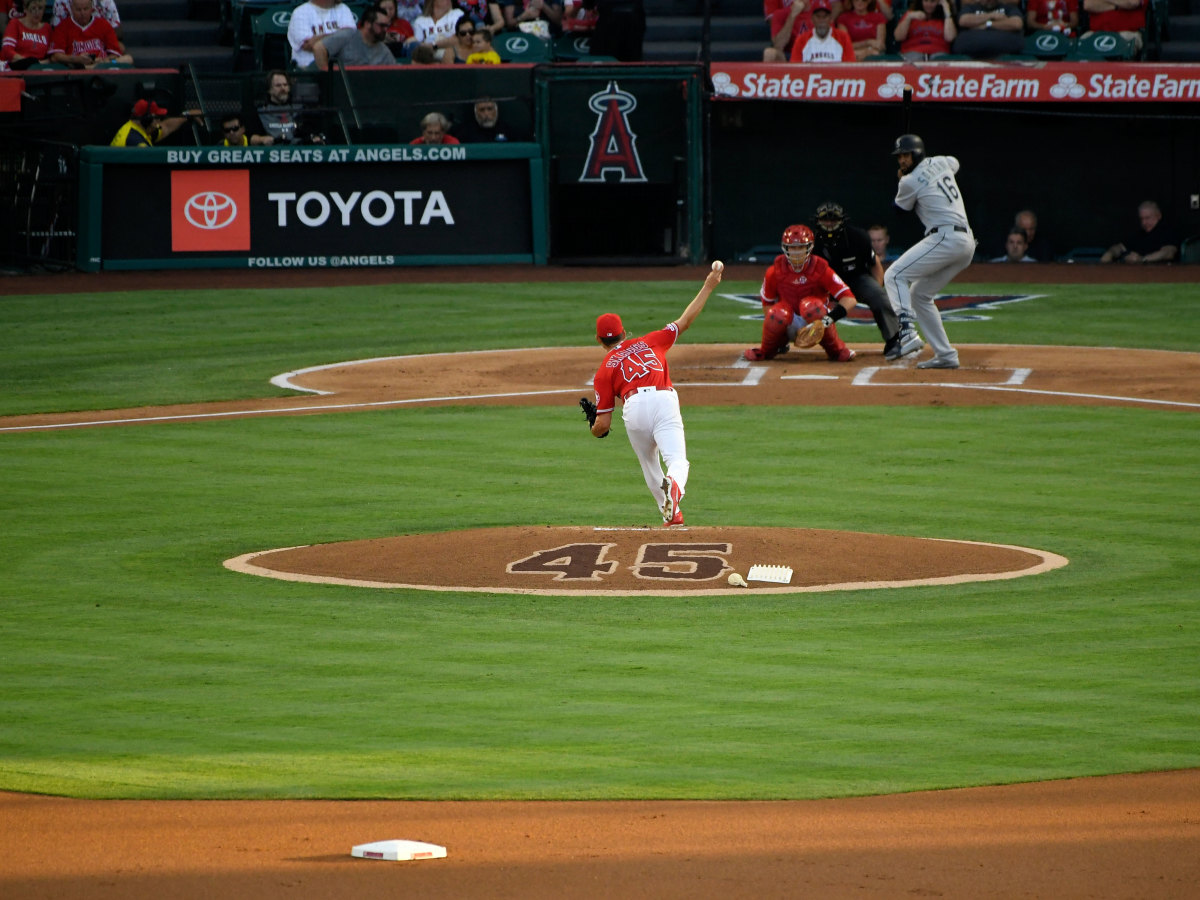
[709,62,1200,103]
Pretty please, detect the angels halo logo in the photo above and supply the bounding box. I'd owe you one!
[184,191,238,230]
[171,170,251,252]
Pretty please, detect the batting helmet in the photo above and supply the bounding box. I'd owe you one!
[781,224,814,271]
[892,133,925,164]
[814,201,846,241]
[798,297,828,324]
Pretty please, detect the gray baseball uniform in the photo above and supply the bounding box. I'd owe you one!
[884,155,975,367]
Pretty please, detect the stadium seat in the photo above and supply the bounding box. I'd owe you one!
[1069,31,1136,60]
[1022,29,1075,59]
[252,8,294,71]
[1179,234,1200,264]
[495,31,552,63]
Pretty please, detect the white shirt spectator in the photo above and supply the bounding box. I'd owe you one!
[287,0,356,68]
[411,5,462,45]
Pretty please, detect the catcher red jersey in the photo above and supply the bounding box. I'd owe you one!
[760,253,852,314]
[592,324,679,414]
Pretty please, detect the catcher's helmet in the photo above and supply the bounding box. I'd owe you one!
[781,224,814,271]
[814,201,846,241]
[892,133,925,164]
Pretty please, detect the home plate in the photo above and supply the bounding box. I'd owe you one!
[351,839,447,861]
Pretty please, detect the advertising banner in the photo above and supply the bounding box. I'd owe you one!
[79,144,543,270]
[709,61,1200,104]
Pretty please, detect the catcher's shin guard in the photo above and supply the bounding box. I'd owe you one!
[820,322,850,360]
[758,303,793,359]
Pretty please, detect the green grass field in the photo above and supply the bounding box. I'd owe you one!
[1,277,1198,799]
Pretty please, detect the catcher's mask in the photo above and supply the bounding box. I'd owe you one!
[781,224,814,271]
[892,133,925,170]
[814,201,846,241]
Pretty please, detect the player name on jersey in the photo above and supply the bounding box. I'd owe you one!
[710,62,1200,103]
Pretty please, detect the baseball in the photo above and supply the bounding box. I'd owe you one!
[727,572,747,587]
[711,260,724,273]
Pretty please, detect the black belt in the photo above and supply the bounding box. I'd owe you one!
[926,225,968,236]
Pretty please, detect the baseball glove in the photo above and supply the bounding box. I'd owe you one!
[579,397,606,436]
[793,320,825,348]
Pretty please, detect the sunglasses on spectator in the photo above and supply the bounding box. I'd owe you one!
[224,124,243,132]
[458,26,474,34]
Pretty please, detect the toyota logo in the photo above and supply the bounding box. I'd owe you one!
[184,191,238,230]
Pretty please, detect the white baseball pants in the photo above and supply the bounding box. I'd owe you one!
[622,386,689,511]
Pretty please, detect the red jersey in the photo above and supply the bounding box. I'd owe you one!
[790,26,855,61]
[899,15,951,55]
[1086,0,1144,32]
[49,13,121,58]
[1026,0,1077,28]
[2,18,52,60]
[592,325,679,415]
[761,254,852,314]
[836,8,885,42]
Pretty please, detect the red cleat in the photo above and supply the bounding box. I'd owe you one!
[828,347,856,362]
[661,476,684,526]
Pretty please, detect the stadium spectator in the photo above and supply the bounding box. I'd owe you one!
[500,0,561,36]
[406,0,464,61]
[456,96,530,140]
[313,3,400,67]
[110,98,191,147]
[287,0,356,69]
[1081,0,1145,55]
[764,0,811,61]
[377,0,415,48]
[410,110,461,144]
[893,0,956,60]
[448,14,476,60]
[991,228,1037,262]
[790,0,854,59]
[561,0,598,33]
[1026,0,1077,35]
[51,0,119,43]
[2,0,53,68]
[836,0,887,60]
[254,70,325,144]
[868,223,892,267]
[953,0,1023,57]
[465,25,500,61]
[218,112,273,146]
[456,0,503,34]
[1013,209,1053,261]
[48,0,130,66]
[1100,200,1180,264]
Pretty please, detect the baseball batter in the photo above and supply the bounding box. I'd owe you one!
[884,133,976,370]
[743,224,858,363]
[582,266,723,527]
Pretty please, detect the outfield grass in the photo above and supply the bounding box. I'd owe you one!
[1,279,1197,799]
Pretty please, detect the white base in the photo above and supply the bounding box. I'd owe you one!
[351,839,447,861]
[747,564,793,584]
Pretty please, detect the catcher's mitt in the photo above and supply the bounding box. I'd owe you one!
[579,397,606,436]
[793,320,825,348]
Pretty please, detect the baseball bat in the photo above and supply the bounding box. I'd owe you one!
[902,85,912,133]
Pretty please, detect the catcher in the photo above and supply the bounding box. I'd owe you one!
[579,265,724,527]
[742,223,858,362]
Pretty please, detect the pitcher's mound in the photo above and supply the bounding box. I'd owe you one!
[225,526,1067,595]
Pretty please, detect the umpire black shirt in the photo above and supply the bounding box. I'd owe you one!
[814,224,876,281]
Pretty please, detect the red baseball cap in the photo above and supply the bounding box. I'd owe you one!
[133,99,169,117]
[596,313,623,340]
[811,0,833,11]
